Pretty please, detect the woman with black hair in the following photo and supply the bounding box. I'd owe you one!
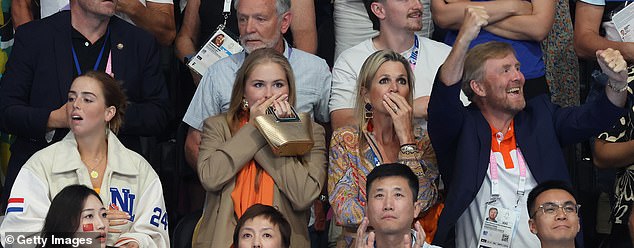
[39,184,108,248]
[233,204,291,248]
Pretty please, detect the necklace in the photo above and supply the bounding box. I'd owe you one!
[84,154,105,179]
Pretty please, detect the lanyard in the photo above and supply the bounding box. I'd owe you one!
[218,0,232,30]
[369,148,381,167]
[408,35,420,70]
[363,131,382,167]
[71,29,110,76]
[489,147,527,206]
[223,0,231,12]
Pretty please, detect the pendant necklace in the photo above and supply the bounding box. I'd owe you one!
[85,155,105,179]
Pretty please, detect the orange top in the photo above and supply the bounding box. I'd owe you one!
[231,114,275,218]
[490,120,517,169]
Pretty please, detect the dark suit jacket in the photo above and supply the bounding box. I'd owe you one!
[0,11,170,193]
[427,78,624,247]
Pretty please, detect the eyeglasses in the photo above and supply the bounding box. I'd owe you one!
[531,202,581,218]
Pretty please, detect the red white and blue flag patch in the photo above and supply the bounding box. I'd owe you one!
[6,198,24,213]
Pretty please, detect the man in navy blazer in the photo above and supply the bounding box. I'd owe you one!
[428,7,628,247]
[0,0,170,211]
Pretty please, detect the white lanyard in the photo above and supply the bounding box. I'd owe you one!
[489,147,527,206]
[223,0,232,12]
[218,0,233,30]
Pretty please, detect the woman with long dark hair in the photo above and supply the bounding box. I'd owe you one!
[39,185,108,248]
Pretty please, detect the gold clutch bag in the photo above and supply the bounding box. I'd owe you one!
[254,107,314,156]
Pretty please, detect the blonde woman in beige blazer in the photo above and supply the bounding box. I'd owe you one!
[193,48,328,248]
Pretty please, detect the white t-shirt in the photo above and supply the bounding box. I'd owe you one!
[330,33,468,132]
[577,0,625,42]
[455,148,540,247]
[333,0,434,59]
[41,0,173,25]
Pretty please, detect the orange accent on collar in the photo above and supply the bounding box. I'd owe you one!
[490,120,516,169]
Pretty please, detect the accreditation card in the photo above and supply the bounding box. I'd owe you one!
[612,2,634,42]
[476,204,518,248]
[187,29,243,76]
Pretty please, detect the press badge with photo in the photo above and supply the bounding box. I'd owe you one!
[187,29,243,76]
[476,148,529,248]
[477,204,517,248]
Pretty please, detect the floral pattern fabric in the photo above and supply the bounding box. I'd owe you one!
[542,0,580,107]
[328,126,439,227]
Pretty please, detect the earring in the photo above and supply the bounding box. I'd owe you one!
[364,102,373,120]
[241,98,249,111]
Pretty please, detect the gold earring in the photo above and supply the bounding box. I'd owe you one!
[241,98,249,111]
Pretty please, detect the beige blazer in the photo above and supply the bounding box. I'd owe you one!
[193,114,327,248]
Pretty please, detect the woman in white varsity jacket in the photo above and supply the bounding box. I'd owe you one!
[0,71,169,248]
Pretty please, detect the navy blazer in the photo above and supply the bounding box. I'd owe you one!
[427,77,624,247]
[0,11,170,202]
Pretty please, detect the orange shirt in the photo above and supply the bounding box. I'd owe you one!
[490,120,516,169]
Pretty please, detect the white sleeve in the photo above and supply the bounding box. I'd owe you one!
[0,168,50,247]
[114,178,169,248]
[329,55,359,112]
[182,65,222,131]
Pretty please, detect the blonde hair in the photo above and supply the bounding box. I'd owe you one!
[461,41,516,101]
[354,50,414,143]
[226,48,297,133]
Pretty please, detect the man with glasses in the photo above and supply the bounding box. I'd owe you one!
[527,180,581,248]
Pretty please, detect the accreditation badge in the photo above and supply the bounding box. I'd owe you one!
[476,204,517,248]
[187,29,243,76]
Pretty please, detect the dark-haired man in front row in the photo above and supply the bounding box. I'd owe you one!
[527,180,581,248]
[355,163,440,248]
